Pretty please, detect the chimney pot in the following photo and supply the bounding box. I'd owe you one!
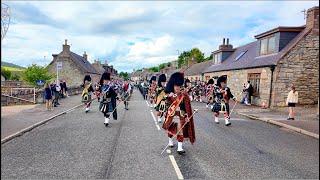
[223,38,225,45]
[227,38,229,45]
[65,39,67,45]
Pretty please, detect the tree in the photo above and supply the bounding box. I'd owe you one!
[119,72,129,80]
[178,51,191,68]
[11,74,20,81]
[1,67,12,80]
[190,48,205,63]
[204,54,213,61]
[149,66,159,72]
[22,64,52,86]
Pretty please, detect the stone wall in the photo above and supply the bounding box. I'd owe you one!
[185,75,202,81]
[204,67,273,107]
[272,32,319,107]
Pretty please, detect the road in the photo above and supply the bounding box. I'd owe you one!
[1,89,319,179]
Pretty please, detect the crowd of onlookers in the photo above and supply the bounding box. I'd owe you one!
[44,80,68,111]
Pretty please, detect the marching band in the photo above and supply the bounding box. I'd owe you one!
[81,71,238,155]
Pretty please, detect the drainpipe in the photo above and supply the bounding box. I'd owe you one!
[268,65,275,108]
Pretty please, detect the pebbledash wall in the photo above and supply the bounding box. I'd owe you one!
[271,30,319,107]
[204,67,273,107]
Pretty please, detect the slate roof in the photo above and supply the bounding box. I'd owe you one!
[69,52,99,74]
[204,26,310,73]
[185,60,213,76]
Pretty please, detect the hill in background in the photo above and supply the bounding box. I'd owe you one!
[1,61,26,70]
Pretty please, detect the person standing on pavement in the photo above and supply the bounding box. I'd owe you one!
[44,82,53,111]
[99,72,118,127]
[162,72,196,155]
[286,85,298,120]
[246,81,253,105]
[81,75,94,113]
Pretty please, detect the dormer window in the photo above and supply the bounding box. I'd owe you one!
[213,52,222,64]
[260,35,276,55]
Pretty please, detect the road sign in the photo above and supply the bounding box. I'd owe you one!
[57,62,62,70]
[36,80,45,86]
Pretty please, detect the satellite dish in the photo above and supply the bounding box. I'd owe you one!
[1,3,11,41]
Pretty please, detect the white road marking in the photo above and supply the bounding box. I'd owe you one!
[146,100,149,107]
[166,149,171,154]
[169,155,184,180]
[150,111,161,130]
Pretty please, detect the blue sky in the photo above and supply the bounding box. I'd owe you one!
[1,1,318,72]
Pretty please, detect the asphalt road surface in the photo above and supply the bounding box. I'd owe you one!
[1,89,319,179]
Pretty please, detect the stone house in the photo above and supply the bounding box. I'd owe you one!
[92,60,119,80]
[185,60,213,81]
[47,40,101,87]
[203,6,319,108]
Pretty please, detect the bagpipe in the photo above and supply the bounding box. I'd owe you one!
[155,90,167,113]
[162,94,184,130]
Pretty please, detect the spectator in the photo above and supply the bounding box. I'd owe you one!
[246,81,253,105]
[63,80,69,97]
[240,83,249,104]
[44,82,53,111]
[286,85,298,120]
[60,80,65,98]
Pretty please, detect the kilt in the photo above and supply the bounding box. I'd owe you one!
[212,102,230,113]
[99,101,114,113]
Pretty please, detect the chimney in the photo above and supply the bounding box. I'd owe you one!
[306,6,319,34]
[219,37,233,51]
[52,54,58,61]
[62,39,70,53]
[83,51,88,60]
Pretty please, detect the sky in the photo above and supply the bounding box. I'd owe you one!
[1,1,319,72]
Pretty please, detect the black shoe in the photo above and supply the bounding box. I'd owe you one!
[169,145,174,148]
[177,150,186,155]
[105,123,109,127]
[57,103,60,105]
[54,105,57,107]
[225,122,231,126]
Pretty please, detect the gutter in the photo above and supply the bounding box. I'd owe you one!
[268,65,276,108]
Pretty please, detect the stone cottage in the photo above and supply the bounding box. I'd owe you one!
[185,60,213,81]
[47,40,101,87]
[203,6,319,108]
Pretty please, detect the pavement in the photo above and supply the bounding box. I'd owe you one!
[1,89,319,179]
[1,95,83,139]
[233,102,319,136]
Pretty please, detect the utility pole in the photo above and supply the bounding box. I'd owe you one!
[301,9,307,20]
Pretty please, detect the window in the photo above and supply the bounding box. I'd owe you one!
[248,73,261,96]
[260,36,276,55]
[235,50,248,61]
[213,53,222,64]
[268,36,276,53]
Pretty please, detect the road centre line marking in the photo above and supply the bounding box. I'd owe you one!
[150,111,161,130]
[169,155,184,180]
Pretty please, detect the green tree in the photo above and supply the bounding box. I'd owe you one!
[1,67,12,80]
[119,72,129,80]
[149,66,159,72]
[204,54,213,61]
[11,74,20,81]
[190,48,205,63]
[178,51,191,68]
[23,64,52,86]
